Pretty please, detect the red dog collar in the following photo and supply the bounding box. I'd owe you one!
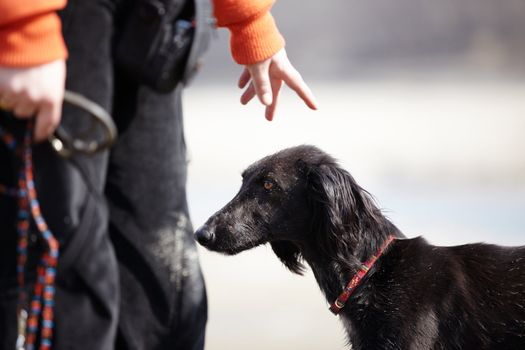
[329,235,396,315]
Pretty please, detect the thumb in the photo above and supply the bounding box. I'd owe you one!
[34,100,61,142]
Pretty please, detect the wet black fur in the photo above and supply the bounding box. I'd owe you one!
[195,145,525,349]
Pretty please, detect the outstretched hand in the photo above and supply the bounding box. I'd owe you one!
[238,48,318,121]
[0,60,66,142]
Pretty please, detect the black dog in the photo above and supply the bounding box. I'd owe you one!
[195,145,525,349]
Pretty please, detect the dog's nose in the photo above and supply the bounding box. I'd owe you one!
[194,226,215,246]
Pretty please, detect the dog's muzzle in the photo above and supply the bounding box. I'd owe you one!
[194,226,215,246]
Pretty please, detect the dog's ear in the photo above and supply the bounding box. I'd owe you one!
[271,241,305,275]
[304,161,380,263]
[307,162,358,230]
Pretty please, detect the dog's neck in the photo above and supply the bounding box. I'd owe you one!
[300,215,403,307]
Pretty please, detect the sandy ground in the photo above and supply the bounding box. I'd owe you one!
[183,80,525,350]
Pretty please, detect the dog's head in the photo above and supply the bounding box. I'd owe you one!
[195,145,382,274]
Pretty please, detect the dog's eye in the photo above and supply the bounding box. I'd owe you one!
[263,180,274,190]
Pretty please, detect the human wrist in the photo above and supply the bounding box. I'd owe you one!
[228,12,285,65]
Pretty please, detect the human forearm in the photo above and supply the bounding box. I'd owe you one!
[0,0,68,66]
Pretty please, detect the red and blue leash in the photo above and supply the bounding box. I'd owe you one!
[0,121,59,350]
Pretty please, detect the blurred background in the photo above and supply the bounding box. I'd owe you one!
[183,1,525,349]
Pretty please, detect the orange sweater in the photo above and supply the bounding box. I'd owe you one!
[0,0,284,67]
[0,0,68,66]
[213,0,284,64]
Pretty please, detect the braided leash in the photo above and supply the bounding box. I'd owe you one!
[0,121,59,350]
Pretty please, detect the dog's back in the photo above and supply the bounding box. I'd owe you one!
[442,243,525,348]
[351,238,525,349]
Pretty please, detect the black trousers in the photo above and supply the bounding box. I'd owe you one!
[0,0,207,349]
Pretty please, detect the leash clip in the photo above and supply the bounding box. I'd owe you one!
[16,309,28,350]
[48,90,117,158]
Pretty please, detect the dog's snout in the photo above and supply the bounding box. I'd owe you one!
[194,226,215,246]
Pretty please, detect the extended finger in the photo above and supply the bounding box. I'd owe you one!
[238,68,251,89]
[34,101,60,142]
[265,79,283,121]
[282,68,318,110]
[240,82,256,105]
[248,63,272,106]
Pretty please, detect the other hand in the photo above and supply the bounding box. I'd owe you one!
[238,48,318,121]
[0,60,66,142]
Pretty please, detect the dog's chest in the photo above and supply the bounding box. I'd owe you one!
[339,315,355,337]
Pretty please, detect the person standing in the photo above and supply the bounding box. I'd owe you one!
[0,0,317,349]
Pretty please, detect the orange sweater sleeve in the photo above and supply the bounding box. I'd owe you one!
[212,0,285,65]
[0,0,68,67]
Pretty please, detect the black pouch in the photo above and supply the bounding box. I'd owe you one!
[115,0,213,92]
